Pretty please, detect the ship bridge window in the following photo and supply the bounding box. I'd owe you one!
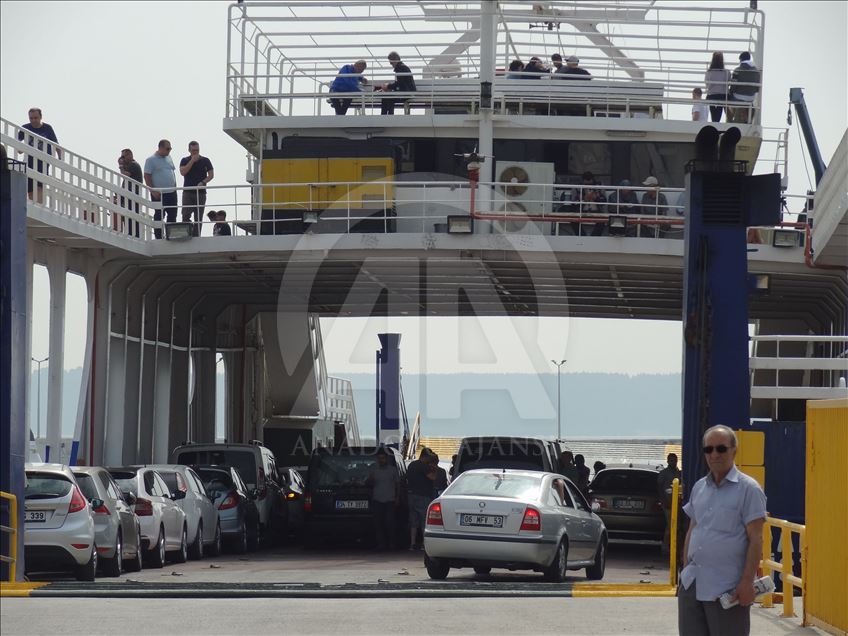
[568,142,612,183]
[630,142,694,189]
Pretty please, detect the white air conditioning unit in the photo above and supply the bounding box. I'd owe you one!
[495,161,555,215]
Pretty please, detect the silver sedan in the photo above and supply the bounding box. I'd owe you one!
[423,469,607,582]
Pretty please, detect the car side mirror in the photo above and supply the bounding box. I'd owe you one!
[591,501,601,512]
[172,490,187,501]
[90,498,104,510]
[124,491,137,506]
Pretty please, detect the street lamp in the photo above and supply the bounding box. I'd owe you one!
[551,359,566,441]
[32,356,49,438]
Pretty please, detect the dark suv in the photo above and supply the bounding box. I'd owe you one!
[453,436,561,476]
[303,446,407,546]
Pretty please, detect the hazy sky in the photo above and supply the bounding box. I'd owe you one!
[3,1,846,376]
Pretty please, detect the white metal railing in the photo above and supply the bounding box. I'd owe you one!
[750,335,848,402]
[226,1,763,124]
[311,314,360,445]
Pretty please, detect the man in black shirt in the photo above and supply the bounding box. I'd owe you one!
[120,148,143,237]
[380,51,416,115]
[405,448,436,550]
[179,141,214,236]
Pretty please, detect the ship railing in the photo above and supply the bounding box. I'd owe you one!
[750,335,848,402]
[226,1,763,123]
[226,72,762,123]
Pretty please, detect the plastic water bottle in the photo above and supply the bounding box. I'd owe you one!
[719,575,776,609]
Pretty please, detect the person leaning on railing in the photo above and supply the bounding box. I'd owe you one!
[727,52,761,124]
[704,51,731,123]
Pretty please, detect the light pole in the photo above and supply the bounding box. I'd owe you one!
[32,356,49,439]
[551,359,566,441]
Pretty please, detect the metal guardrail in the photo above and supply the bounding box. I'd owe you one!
[0,491,18,583]
[760,516,806,619]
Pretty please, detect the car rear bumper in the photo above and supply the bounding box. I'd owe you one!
[25,544,92,571]
[219,511,244,537]
[306,515,374,537]
[598,512,665,539]
[423,531,557,568]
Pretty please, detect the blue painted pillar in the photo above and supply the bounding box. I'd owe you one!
[376,333,402,447]
[1,158,28,581]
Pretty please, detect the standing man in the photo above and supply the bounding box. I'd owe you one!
[366,447,400,551]
[657,452,682,556]
[179,141,214,236]
[329,60,369,115]
[120,148,143,237]
[18,107,62,204]
[678,425,767,636]
[380,52,416,115]
[728,52,761,124]
[405,448,437,550]
[144,140,177,239]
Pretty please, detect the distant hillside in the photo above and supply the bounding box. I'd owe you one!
[33,369,681,440]
[341,372,682,439]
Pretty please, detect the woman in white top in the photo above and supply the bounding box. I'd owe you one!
[704,51,731,122]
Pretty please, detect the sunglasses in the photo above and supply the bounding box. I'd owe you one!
[703,445,730,454]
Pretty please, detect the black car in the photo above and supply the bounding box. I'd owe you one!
[453,436,561,476]
[303,446,407,546]
[195,465,261,553]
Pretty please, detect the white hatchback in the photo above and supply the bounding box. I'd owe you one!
[108,466,188,568]
[24,463,97,581]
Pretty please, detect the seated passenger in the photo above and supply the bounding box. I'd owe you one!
[522,56,548,78]
[640,176,669,238]
[380,51,416,115]
[609,179,639,237]
[560,55,591,79]
[329,60,369,115]
[506,59,525,79]
[571,171,607,237]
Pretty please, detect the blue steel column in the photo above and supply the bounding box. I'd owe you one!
[1,160,28,580]
[376,334,402,448]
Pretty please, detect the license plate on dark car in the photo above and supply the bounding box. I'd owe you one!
[613,498,645,510]
[335,500,368,510]
[460,514,504,528]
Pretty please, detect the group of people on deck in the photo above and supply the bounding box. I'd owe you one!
[692,51,761,123]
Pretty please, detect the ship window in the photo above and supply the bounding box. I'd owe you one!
[567,142,611,183]
[629,143,693,188]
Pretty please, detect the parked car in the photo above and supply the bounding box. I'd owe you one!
[453,436,561,477]
[24,463,97,581]
[278,466,306,535]
[150,464,222,560]
[73,466,144,576]
[108,466,188,567]
[423,469,607,582]
[171,441,287,544]
[587,466,665,542]
[303,446,407,546]
[195,465,261,553]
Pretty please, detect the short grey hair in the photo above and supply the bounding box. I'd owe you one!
[703,424,738,448]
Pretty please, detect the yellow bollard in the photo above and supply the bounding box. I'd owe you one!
[781,526,795,618]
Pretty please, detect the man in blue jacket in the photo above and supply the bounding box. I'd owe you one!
[329,60,369,115]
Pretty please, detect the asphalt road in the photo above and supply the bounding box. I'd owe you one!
[1,597,820,636]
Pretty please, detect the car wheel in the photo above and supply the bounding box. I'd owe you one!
[76,549,97,582]
[146,527,166,569]
[586,538,607,580]
[170,525,188,564]
[189,522,204,560]
[103,531,123,577]
[425,555,450,580]
[125,530,144,572]
[473,566,491,576]
[233,520,248,554]
[208,522,222,557]
[544,539,568,583]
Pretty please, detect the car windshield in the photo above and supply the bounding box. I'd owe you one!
[591,470,658,493]
[24,473,72,500]
[458,440,547,472]
[312,455,380,487]
[110,471,138,496]
[177,451,257,489]
[73,473,99,501]
[448,472,542,500]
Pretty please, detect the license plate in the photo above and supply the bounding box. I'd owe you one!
[335,500,368,510]
[26,510,48,522]
[613,499,645,510]
[459,514,504,528]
